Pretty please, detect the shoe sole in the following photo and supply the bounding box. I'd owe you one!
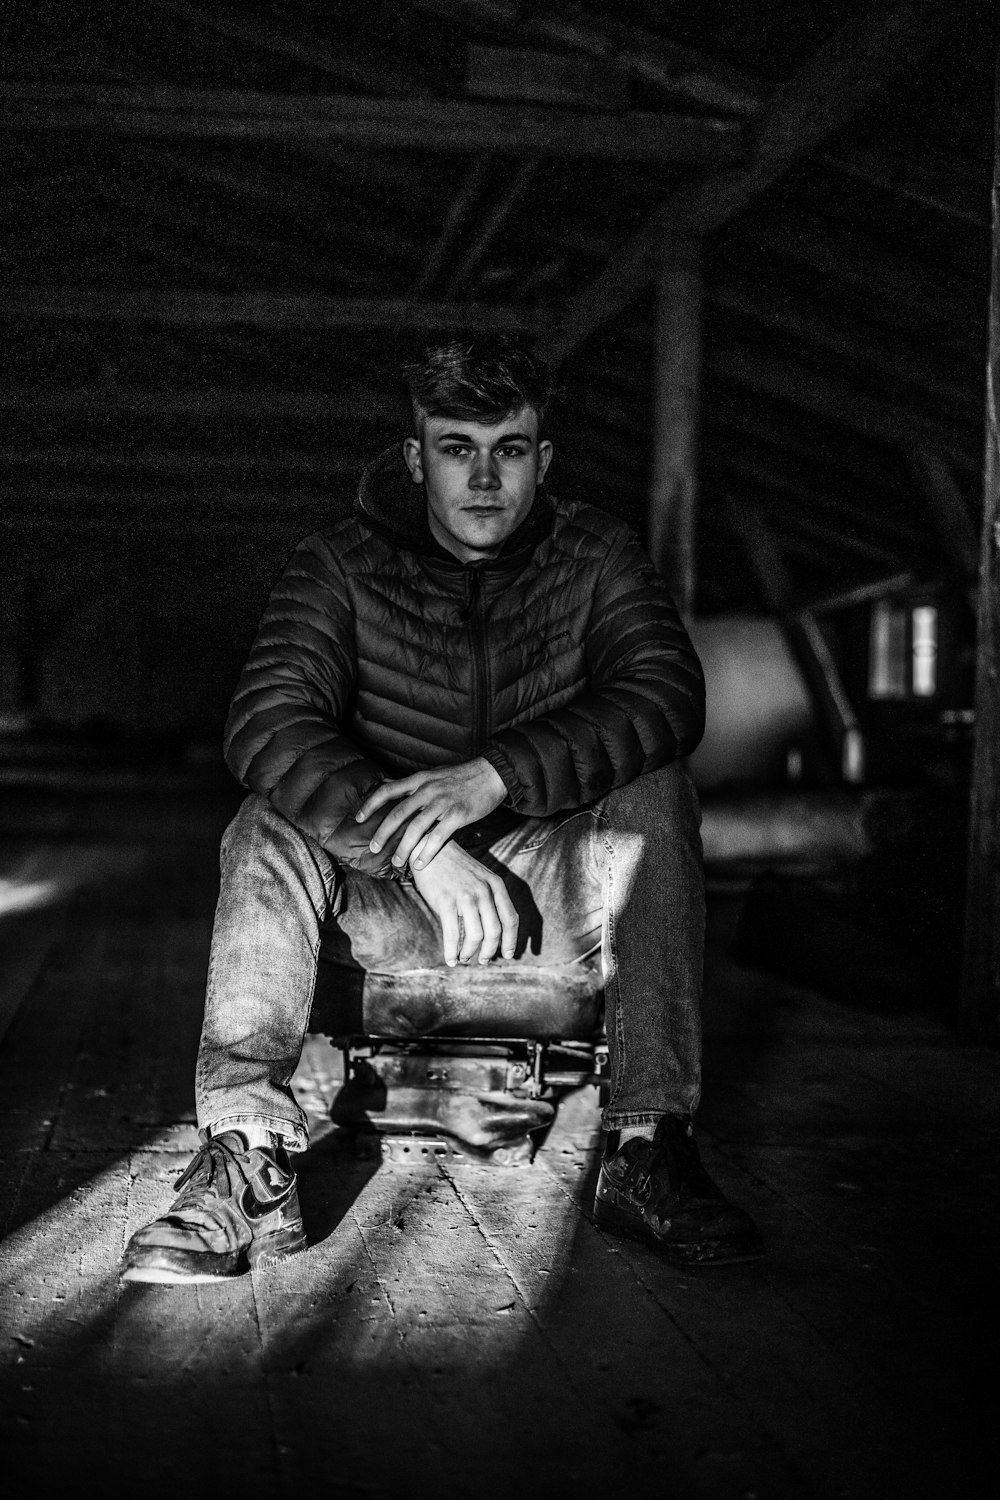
[121,1229,307,1285]
[593,1193,766,1265]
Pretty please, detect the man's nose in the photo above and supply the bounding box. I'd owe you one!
[469,454,501,490]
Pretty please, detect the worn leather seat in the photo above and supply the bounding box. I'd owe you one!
[308,945,605,1161]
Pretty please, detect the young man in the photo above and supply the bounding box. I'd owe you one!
[122,338,764,1284]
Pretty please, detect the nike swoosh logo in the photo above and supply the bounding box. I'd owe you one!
[241,1182,296,1221]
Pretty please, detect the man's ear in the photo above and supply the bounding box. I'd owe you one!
[402,437,423,484]
[537,439,554,485]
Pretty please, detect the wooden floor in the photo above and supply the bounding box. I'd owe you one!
[1,783,997,1500]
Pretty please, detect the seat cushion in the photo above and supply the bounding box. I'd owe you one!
[310,955,604,1041]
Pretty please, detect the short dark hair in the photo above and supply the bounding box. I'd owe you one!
[404,337,555,432]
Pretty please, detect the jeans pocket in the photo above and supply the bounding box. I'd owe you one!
[516,805,596,854]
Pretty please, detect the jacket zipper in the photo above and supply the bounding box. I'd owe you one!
[467,569,490,755]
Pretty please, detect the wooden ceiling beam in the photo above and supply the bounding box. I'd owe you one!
[906,446,980,588]
[545,0,974,364]
[709,277,978,409]
[818,143,988,226]
[0,486,357,512]
[737,217,979,338]
[0,512,321,536]
[439,160,538,299]
[0,448,372,481]
[0,386,401,423]
[411,0,762,116]
[704,340,976,459]
[0,288,550,335]
[0,83,745,165]
[703,399,905,491]
[726,496,864,779]
[709,455,926,556]
[149,0,436,98]
[411,156,494,297]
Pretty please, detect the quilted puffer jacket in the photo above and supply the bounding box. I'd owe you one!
[224,445,705,874]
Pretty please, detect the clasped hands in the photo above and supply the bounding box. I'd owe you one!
[354,758,518,969]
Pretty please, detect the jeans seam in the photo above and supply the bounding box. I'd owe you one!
[602,826,627,1117]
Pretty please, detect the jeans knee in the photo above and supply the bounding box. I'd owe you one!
[223,792,281,852]
[221,792,318,873]
[600,761,701,836]
[221,793,335,907]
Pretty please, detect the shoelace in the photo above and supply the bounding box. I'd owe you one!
[173,1136,255,1198]
[621,1126,702,1201]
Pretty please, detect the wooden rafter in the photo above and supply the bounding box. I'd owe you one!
[410,0,763,116]
[0,447,370,480]
[738,217,980,340]
[0,83,746,164]
[439,160,538,299]
[818,143,989,226]
[648,238,700,616]
[411,157,494,296]
[709,279,978,411]
[149,0,436,98]
[0,386,401,423]
[726,498,864,782]
[0,485,358,511]
[0,289,550,335]
[704,341,976,458]
[545,0,974,364]
[962,43,1000,1039]
[906,447,980,585]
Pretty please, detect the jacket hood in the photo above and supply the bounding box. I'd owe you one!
[354,444,553,568]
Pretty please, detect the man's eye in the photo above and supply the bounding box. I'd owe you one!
[444,446,469,456]
[498,447,527,458]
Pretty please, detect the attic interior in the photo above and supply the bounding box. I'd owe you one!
[2,4,999,1498]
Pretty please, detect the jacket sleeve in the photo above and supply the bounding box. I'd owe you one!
[481,527,705,817]
[223,534,402,876]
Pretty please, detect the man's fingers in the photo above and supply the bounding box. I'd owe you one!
[366,795,421,853]
[409,813,460,870]
[476,894,503,965]
[355,774,422,825]
[490,879,520,959]
[439,906,461,968]
[457,903,484,965]
[389,807,443,867]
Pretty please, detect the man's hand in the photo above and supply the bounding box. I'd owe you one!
[410,842,519,967]
[354,758,507,873]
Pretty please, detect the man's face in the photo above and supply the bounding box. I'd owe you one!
[402,405,553,563]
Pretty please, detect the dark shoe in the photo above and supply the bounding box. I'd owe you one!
[594,1116,765,1265]
[120,1131,306,1284]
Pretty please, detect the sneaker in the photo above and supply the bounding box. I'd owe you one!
[594,1115,765,1265]
[120,1130,306,1284]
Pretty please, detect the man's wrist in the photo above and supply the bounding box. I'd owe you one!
[471,755,507,807]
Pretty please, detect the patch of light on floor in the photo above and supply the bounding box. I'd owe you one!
[0,875,61,916]
[335,1151,588,1370]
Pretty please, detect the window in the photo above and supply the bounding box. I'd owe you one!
[868,599,938,700]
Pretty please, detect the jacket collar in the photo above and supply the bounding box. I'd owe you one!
[355,444,553,572]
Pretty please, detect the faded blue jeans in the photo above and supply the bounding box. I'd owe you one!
[196,760,705,1152]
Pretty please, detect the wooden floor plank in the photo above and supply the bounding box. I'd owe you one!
[2,1148,130,1483]
[541,1141,981,1500]
[2,789,998,1500]
[0,920,111,1155]
[439,1144,805,1497]
[705,1137,996,1486]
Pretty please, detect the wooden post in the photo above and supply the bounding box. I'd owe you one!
[649,238,701,618]
[961,52,1000,1042]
